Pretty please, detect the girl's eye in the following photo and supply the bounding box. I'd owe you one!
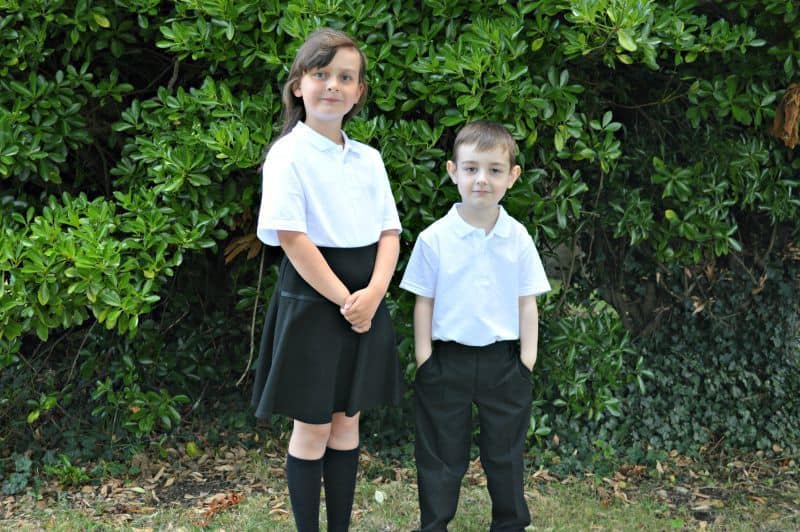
[342,74,353,81]
[312,71,326,79]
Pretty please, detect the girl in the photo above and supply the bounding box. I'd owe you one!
[251,28,403,531]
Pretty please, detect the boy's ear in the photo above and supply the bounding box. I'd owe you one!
[446,160,457,183]
[508,164,522,188]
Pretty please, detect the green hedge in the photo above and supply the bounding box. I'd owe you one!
[2,0,799,487]
[625,262,800,454]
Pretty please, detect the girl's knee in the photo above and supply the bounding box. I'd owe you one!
[289,420,332,459]
[328,412,360,450]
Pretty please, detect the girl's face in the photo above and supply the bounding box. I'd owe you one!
[293,46,364,136]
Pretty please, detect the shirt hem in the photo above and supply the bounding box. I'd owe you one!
[399,280,434,298]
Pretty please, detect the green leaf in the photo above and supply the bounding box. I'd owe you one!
[188,174,211,186]
[92,12,111,28]
[35,321,49,342]
[760,93,776,107]
[617,53,633,64]
[617,29,637,52]
[440,115,464,127]
[37,283,50,306]
[784,56,794,77]
[602,111,612,128]
[554,130,565,151]
[731,105,751,125]
[2,322,23,340]
[100,289,122,307]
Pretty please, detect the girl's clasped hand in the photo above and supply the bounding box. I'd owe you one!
[341,286,381,333]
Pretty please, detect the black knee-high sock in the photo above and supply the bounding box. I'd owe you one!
[286,454,322,532]
[323,447,359,532]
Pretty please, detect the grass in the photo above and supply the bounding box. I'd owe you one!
[4,472,797,531]
[2,443,798,531]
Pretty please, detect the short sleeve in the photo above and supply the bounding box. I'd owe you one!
[519,234,551,296]
[256,150,307,246]
[377,157,402,234]
[400,236,438,298]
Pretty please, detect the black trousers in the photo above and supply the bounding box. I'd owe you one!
[415,341,532,532]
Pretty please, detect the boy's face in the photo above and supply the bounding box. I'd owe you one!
[447,144,520,212]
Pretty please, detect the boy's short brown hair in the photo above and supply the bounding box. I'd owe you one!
[452,120,518,168]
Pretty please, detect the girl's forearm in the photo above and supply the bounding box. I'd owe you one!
[367,230,400,296]
[278,230,350,306]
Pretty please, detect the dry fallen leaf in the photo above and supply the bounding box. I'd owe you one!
[194,492,244,528]
[152,467,166,483]
[532,467,557,482]
[771,84,800,149]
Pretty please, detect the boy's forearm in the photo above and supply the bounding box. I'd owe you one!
[367,230,400,296]
[413,296,434,364]
[278,230,350,306]
[519,295,539,369]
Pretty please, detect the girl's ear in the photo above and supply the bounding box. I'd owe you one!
[291,79,302,98]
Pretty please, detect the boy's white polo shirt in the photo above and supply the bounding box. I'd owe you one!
[400,205,551,347]
[257,121,401,247]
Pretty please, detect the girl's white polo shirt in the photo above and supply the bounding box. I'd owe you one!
[400,205,551,347]
[257,121,401,247]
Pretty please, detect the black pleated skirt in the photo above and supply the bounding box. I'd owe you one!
[251,243,403,424]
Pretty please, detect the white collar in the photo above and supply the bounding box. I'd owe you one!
[446,204,512,238]
[293,121,357,156]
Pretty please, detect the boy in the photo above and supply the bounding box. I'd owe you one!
[400,120,551,531]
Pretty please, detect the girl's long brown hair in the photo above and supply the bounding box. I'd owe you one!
[279,28,369,138]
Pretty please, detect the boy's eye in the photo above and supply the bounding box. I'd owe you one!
[464,167,477,173]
